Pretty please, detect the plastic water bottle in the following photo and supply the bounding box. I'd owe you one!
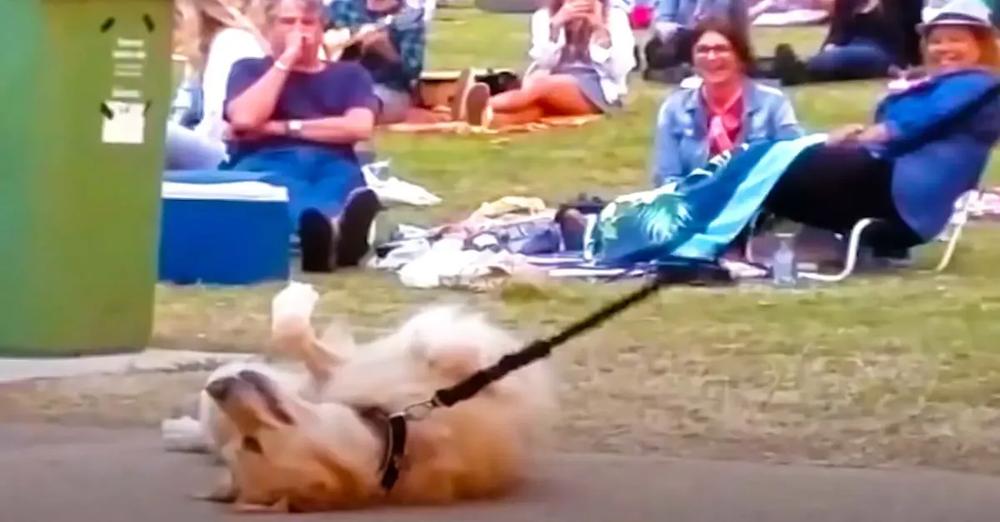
[771,233,798,287]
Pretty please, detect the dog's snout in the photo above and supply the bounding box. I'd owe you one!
[206,377,237,401]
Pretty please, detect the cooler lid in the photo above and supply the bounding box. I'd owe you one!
[162,181,289,202]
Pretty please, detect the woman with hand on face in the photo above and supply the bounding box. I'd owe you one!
[761,0,1000,258]
[650,18,803,188]
[452,0,636,127]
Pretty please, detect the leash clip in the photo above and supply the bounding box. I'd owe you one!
[401,398,439,421]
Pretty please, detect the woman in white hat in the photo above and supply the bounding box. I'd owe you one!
[755,0,1000,258]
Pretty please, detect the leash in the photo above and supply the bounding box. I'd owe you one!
[375,262,731,491]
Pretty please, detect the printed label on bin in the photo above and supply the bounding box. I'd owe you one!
[101,101,146,144]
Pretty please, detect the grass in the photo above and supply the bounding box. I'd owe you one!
[8,10,1000,474]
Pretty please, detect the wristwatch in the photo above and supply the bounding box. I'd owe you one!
[286,119,304,137]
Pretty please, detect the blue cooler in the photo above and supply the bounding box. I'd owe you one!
[159,170,291,285]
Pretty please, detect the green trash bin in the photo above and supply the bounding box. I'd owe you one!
[0,0,174,356]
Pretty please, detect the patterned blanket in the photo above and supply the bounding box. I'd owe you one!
[588,134,828,264]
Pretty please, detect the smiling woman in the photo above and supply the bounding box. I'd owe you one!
[757,0,1000,257]
[649,17,804,187]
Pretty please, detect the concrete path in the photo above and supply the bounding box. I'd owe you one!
[2,423,1000,521]
[0,349,249,384]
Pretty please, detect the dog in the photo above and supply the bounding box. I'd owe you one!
[181,283,557,513]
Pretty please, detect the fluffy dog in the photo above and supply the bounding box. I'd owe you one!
[184,283,557,512]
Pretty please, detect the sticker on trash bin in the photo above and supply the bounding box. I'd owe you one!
[101,100,146,144]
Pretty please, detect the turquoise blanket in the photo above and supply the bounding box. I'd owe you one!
[588,134,828,263]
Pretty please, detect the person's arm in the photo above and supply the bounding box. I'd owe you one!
[225,31,304,130]
[225,64,291,130]
[278,65,377,144]
[650,95,686,187]
[528,9,565,68]
[876,72,1000,151]
[770,95,805,140]
[588,8,636,83]
[364,24,425,84]
[257,107,375,143]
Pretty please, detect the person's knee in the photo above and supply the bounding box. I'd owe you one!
[805,50,840,77]
[373,85,412,125]
[807,46,891,79]
[520,74,566,100]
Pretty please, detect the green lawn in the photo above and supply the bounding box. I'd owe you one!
[150,11,1000,472]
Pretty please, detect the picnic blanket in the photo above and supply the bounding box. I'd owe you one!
[588,134,828,264]
[968,188,1000,221]
[385,115,603,135]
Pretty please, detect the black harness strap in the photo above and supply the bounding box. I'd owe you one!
[358,407,408,491]
[380,414,408,490]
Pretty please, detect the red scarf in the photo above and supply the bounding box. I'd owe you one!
[704,86,744,157]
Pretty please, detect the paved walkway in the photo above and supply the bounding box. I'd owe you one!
[2,423,1000,521]
[0,349,249,384]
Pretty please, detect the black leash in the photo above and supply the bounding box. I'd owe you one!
[377,262,731,490]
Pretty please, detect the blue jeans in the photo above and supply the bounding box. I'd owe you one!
[216,145,366,224]
[806,40,894,81]
[164,122,226,170]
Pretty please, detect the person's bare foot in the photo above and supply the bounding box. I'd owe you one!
[464,82,491,127]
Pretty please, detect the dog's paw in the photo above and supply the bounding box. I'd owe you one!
[192,472,238,503]
[231,498,290,514]
[191,489,237,504]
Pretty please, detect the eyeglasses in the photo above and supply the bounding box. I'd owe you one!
[693,44,734,56]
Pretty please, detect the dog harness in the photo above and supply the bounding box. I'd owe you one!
[357,407,408,491]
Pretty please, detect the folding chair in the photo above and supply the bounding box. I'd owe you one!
[795,189,982,282]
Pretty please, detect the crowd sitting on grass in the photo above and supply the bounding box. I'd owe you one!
[167,0,1000,275]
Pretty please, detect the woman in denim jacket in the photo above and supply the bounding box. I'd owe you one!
[650,18,803,187]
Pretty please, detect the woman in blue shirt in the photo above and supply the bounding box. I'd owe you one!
[762,0,1000,252]
[650,18,804,187]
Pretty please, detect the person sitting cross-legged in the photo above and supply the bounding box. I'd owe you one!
[326,0,428,124]
[644,0,750,82]
[223,0,383,273]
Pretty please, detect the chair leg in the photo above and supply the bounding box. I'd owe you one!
[799,218,876,282]
[935,189,978,272]
[935,223,964,272]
